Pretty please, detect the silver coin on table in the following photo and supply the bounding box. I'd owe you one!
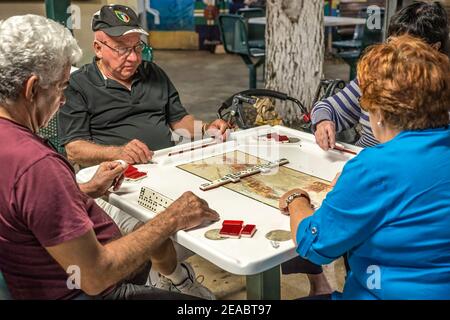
[288,137,301,143]
[204,229,227,240]
[265,230,291,242]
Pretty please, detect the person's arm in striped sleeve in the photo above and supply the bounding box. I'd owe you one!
[310,80,362,151]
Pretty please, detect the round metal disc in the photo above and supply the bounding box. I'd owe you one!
[288,137,301,143]
[204,229,227,240]
[265,230,291,242]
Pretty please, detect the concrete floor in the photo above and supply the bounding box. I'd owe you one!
[153,50,350,300]
[154,50,350,122]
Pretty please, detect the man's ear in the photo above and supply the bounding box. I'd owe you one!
[23,75,39,102]
[93,41,102,59]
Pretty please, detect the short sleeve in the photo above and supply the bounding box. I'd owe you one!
[58,79,92,146]
[296,152,387,265]
[12,155,93,247]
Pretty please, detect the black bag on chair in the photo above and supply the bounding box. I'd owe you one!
[217,80,347,132]
[217,89,307,130]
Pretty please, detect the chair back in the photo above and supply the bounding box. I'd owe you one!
[361,8,385,50]
[353,8,368,41]
[38,114,65,155]
[0,271,11,300]
[218,14,250,56]
[237,7,265,49]
[237,7,265,19]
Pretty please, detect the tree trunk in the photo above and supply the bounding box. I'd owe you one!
[266,0,324,123]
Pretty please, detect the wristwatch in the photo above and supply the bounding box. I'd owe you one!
[285,192,310,208]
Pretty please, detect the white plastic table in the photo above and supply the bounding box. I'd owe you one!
[248,16,366,53]
[248,16,366,27]
[77,125,359,299]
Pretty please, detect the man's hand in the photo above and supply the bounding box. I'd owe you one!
[166,191,220,231]
[279,188,311,215]
[80,161,126,198]
[115,139,154,164]
[315,120,336,151]
[205,119,232,142]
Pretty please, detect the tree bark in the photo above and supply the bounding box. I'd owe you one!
[266,0,324,123]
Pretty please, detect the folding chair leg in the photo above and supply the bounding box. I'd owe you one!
[262,63,265,82]
[241,55,257,89]
[249,65,257,89]
[241,55,265,89]
[349,63,357,81]
[254,57,265,85]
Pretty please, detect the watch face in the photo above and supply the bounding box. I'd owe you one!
[287,193,298,204]
[287,193,309,206]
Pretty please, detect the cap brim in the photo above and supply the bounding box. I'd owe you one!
[101,26,149,37]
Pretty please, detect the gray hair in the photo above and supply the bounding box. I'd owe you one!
[0,14,82,104]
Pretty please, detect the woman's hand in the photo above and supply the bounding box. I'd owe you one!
[280,188,315,245]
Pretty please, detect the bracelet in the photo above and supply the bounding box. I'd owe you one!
[285,192,310,209]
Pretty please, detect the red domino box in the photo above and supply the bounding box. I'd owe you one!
[267,133,278,140]
[124,165,138,177]
[267,133,289,143]
[240,224,257,238]
[124,165,147,181]
[219,225,242,239]
[222,220,244,227]
[126,171,147,181]
[278,135,289,142]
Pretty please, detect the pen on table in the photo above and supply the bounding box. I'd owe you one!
[332,144,357,155]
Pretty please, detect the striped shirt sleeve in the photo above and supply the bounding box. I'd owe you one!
[311,80,362,133]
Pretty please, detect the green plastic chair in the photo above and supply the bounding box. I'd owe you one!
[0,271,11,300]
[237,7,265,50]
[332,8,367,51]
[218,14,265,89]
[337,8,385,80]
[38,113,65,155]
[142,43,154,62]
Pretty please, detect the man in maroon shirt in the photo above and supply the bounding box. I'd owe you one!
[0,14,219,300]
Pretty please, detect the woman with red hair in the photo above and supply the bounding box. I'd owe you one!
[281,35,450,300]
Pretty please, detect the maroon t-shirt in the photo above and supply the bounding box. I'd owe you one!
[0,118,122,299]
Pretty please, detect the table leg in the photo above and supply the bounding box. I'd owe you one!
[326,26,333,53]
[246,266,280,300]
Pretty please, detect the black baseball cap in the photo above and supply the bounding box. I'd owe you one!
[92,4,148,37]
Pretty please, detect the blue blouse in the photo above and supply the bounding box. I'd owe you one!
[296,127,450,299]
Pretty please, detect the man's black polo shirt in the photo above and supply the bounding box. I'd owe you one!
[58,58,188,151]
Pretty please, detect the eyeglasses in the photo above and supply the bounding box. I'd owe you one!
[97,40,146,57]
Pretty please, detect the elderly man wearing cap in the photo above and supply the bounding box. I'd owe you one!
[59,4,230,166]
[57,5,227,299]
